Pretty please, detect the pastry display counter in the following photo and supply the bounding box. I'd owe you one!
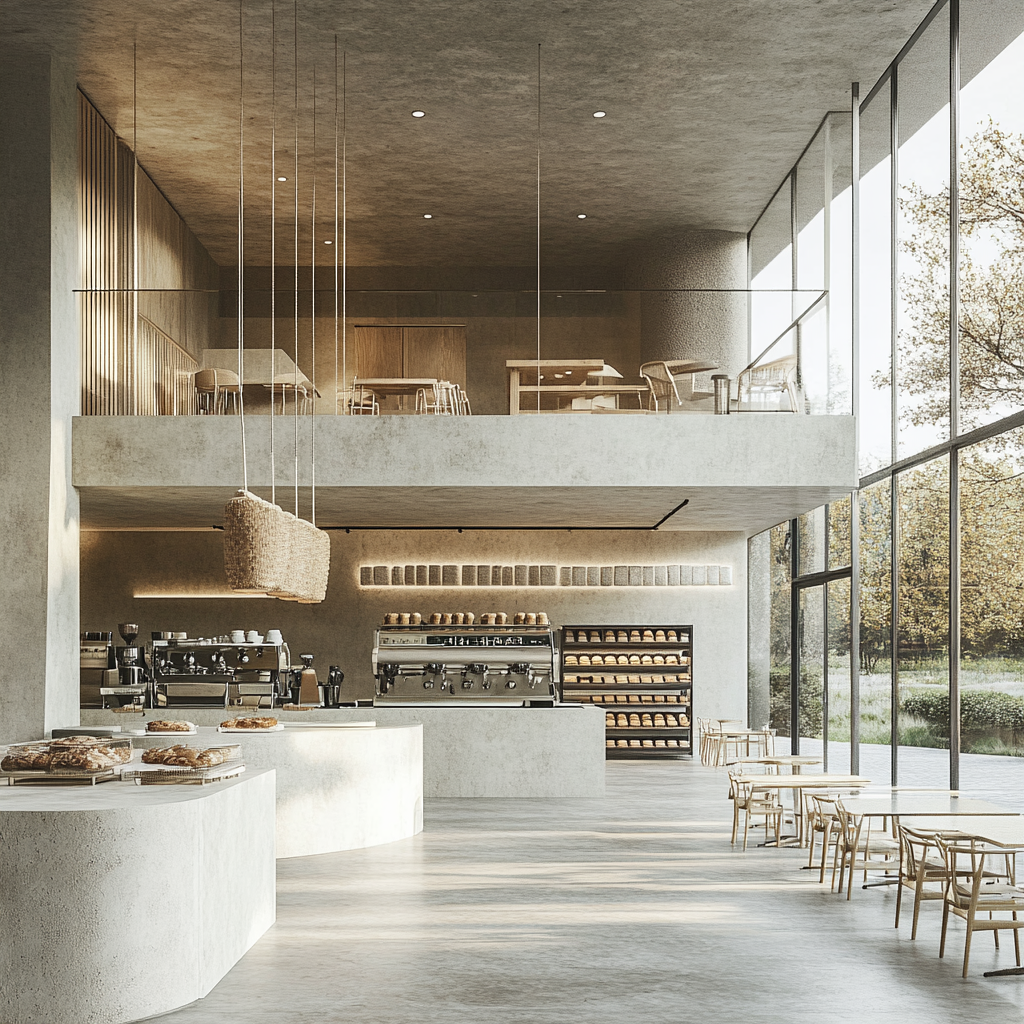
[129,722,424,857]
[0,770,276,1024]
[83,704,606,798]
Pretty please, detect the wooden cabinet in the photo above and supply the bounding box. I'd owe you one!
[560,624,693,759]
[351,326,466,389]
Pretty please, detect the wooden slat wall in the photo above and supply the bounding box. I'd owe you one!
[78,92,217,415]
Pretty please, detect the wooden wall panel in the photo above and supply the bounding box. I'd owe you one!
[351,326,403,383]
[403,326,466,389]
[78,91,216,415]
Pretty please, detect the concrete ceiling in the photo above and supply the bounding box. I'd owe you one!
[6,0,934,266]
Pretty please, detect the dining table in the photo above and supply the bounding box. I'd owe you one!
[505,359,647,415]
[202,349,318,393]
[352,377,439,413]
[733,773,874,846]
[726,755,822,774]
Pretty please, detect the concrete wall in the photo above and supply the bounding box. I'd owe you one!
[624,229,749,377]
[80,528,749,722]
[0,46,80,743]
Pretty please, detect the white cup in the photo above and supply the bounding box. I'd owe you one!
[266,629,283,644]
[246,630,259,642]
[231,630,245,642]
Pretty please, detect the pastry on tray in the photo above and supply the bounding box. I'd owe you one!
[147,720,193,732]
[2,747,52,771]
[143,745,230,768]
[50,746,121,771]
[221,716,278,730]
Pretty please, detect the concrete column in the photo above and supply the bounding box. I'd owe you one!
[747,531,771,730]
[624,229,748,378]
[0,46,80,741]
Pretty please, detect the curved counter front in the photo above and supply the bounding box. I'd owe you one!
[132,723,424,858]
[0,770,276,1024]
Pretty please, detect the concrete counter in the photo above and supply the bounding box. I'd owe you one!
[82,705,606,798]
[131,723,424,858]
[0,769,276,1024]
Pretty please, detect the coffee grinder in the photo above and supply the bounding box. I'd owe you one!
[116,622,148,688]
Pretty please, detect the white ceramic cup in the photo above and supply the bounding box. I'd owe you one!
[246,630,259,642]
[266,629,283,644]
[231,630,245,642]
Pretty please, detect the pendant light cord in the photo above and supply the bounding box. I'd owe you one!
[237,0,249,492]
[293,0,299,517]
[334,37,339,415]
[311,63,317,527]
[270,0,277,505]
[342,50,347,411]
[536,42,541,414]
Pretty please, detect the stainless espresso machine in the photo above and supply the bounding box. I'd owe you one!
[372,622,558,706]
[151,638,290,707]
[101,623,150,708]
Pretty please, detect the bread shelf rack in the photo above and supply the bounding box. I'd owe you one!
[560,624,693,759]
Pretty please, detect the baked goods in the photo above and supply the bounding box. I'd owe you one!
[143,745,231,768]
[147,720,192,733]
[2,746,52,771]
[221,716,278,730]
[50,746,122,771]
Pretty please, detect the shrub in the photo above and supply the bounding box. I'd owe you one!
[901,689,1024,731]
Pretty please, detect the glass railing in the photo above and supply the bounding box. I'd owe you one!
[76,287,842,418]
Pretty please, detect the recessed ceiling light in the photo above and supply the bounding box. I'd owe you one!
[278,175,288,181]
[412,110,426,117]
[593,111,606,118]
[324,239,333,245]
[423,213,432,219]
[577,214,587,219]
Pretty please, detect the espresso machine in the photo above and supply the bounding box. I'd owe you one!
[103,623,150,708]
[372,621,558,706]
[80,631,117,708]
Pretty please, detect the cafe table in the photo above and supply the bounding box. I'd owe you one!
[732,773,873,846]
[203,349,317,393]
[713,727,769,764]
[839,795,1020,889]
[352,377,439,413]
[506,359,646,415]
[726,755,822,774]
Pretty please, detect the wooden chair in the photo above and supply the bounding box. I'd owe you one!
[832,799,899,899]
[937,836,1024,977]
[806,794,843,883]
[729,772,783,850]
[895,824,967,940]
[341,388,378,415]
[194,368,240,414]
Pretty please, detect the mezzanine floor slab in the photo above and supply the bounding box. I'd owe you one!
[162,758,1024,1024]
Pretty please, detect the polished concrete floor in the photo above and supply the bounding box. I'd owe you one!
[166,760,1024,1023]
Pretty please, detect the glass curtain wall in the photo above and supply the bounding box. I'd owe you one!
[750,0,1024,788]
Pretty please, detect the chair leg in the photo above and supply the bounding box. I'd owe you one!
[1014,914,1020,966]
[819,821,833,885]
[940,902,950,959]
[911,874,926,940]
[963,921,973,978]
[895,877,904,928]
[742,812,750,851]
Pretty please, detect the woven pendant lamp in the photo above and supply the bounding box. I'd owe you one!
[224,490,294,594]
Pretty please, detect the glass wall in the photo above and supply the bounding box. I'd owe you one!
[747,113,853,416]
[750,0,1024,787]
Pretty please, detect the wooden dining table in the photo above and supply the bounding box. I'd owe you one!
[733,774,874,846]
[727,755,822,775]
[202,349,318,393]
[506,359,647,415]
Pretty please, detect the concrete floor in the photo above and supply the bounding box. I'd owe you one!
[164,759,1024,1024]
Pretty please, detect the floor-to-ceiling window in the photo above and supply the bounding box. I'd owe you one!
[750,0,1024,788]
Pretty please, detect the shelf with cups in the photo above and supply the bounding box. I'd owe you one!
[560,624,693,759]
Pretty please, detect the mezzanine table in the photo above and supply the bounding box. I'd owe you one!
[727,755,822,774]
[506,359,648,414]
